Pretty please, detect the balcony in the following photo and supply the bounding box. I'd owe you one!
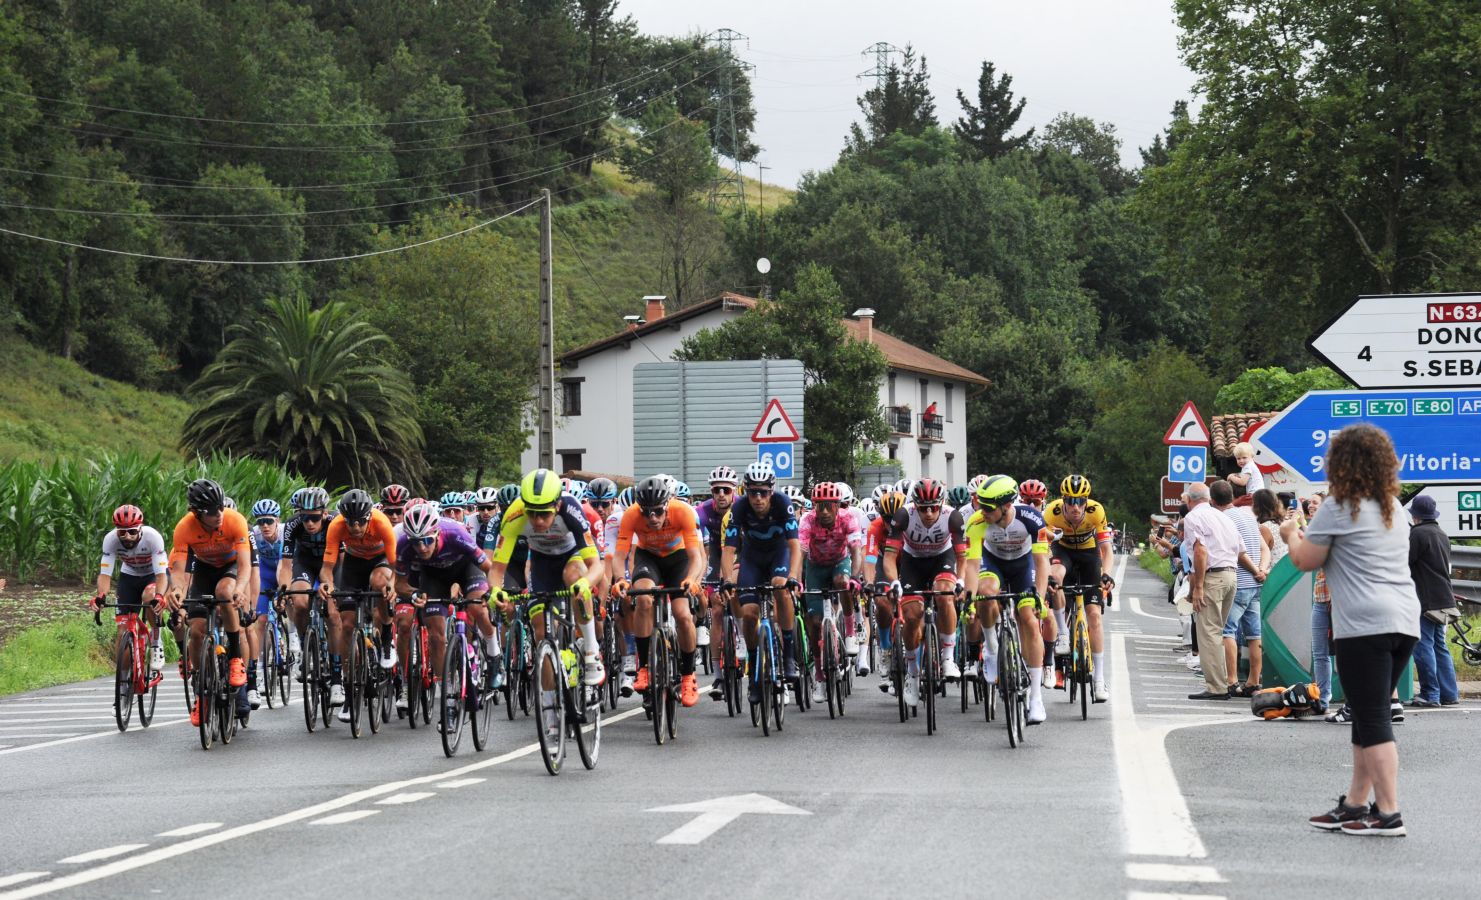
[887,406,913,435]
[918,414,944,443]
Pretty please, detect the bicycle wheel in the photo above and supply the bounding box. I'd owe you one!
[794,621,811,712]
[471,640,494,752]
[278,620,293,707]
[723,617,740,718]
[575,680,601,769]
[602,622,620,711]
[368,644,387,736]
[406,627,421,729]
[958,633,970,715]
[651,633,668,746]
[196,639,215,751]
[533,641,564,774]
[1076,619,1090,721]
[303,630,321,733]
[664,640,677,741]
[113,639,134,732]
[216,647,236,745]
[138,643,157,727]
[771,631,785,733]
[440,633,467,757]
[756,632,770,736]
[823,627,839,720]
[347,634,365,739]
[1002,629,1020,749]
[891,624,907,724]
[260,627,276,710]
[923,623,938,736]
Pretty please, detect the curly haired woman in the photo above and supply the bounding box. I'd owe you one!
[1280,424,1420,836]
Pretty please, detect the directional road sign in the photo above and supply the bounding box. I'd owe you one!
[1166,445,1207,484]
[1162,401,1211,445]
[1255,388,1481,484]
[751,398,800,443]
[757,443,795,479]
[1407,483,1481,539]
[1307,292,1481,388]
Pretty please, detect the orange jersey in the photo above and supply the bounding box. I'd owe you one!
[169,509,251,569]
[616,499,703,559]
[864,517,889,563]
[322,509,397,567]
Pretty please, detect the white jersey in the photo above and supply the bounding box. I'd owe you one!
[887,505,966,558]
[100,525,168,578]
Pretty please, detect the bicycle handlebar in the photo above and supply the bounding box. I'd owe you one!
[623,585,693,598]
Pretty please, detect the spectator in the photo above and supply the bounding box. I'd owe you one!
[921,401,939,429]
[1407,495,1459,709]
[1253,489,1289,565]
[1284,423,1419,837]
[1228,442,1266,494]
[1217,480,1269,695]
[1182,481,1245,700]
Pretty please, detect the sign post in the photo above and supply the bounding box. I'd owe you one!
[751,398,800,443]
[1307,292,1481,388]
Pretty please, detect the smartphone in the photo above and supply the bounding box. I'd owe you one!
[1288,497,1299,511]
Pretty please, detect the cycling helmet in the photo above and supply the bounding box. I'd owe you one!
[521,469,562,510]
[403,503,440,539]
[836,482,855,505]
[298,487,329,511]
[673,481,692,501]
[1018,479,1048,502]
[974,475,1019,511]
[633,475,673,512]
[811,482,843,502]
[618,486,636,508]
[439,491,464,508]
[911,478,945,507]
[339,489,374,522]
[1060,474,1092,499]
[744,460,776,486]
[877,491,906,519]
[474,486,499,505]
[967,473,989,493]
[289,488,307,511]
[781,484,804,505]
[567,479,589,499]
[946,485,973,509]
[858,497,878,521]
[870,484,890,503]
[251,499,281,519]
[892,478,913,496]
[460,490,477,509]
[221,496,237,510]
[381,484,409,507]
[407,496,426,508]
[709,465,739,486]
[187,479,225,512]
[113,504,144,529]
[586,477,618,501]
[497,484,520,508]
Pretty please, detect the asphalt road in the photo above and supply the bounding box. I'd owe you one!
[1,555,1473,899]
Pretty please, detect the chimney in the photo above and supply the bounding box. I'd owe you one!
[853,307,876,344]
[644,295,667,323]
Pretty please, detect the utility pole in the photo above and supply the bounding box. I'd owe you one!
[538,188,555,469]
[757,162,770,300]
[710,28,750,211]
[858,41,900,88]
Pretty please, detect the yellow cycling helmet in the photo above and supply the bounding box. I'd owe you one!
[877,490,906,519]
[1060,474,1092,499]
[520,468,562,510]
[974,475,1018,511]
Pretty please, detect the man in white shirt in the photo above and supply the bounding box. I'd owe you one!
[1182,481,1248,699]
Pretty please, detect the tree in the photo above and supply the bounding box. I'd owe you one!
[1036,113,1134,196]
[181,296,426,487]
[1138,100,1189,169]
[846,46,937,154]
[675,264,889,482]
[953,60,1034,160]
[1213,366,1349,414]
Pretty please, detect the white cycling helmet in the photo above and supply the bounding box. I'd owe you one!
[744,460,776,485]
[709,465,739,486]
[836,482,855,505]
[858,497,878,521]
[870,484,890,503]
[404,503,440,538]
[473,486,499,505]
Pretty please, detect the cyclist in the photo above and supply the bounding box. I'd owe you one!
[92,504,168,675]
[247,498,286,709]
[835,482,870,660]
[721,461,803,704]
[798,482,864,703]
[488,469,605,689]
[380,484,410,530]
[280,487,344,706]
[165,479,252,727]
[319,489,398,722]
[1044,474,1115,703]
[393,503,496,729]
[880,478,967,707]
[862,490,905,681]
[593,479,640,696]
[611,475,705,708]
[441,491,467,526]
[1018,479,1048,511]
[698,465,742,700]
[963,475,1053,724]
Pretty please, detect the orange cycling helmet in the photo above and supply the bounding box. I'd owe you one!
[811,482,843,502]
[113,504,144,529]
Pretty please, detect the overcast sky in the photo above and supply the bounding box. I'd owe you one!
[618,0,1198,189]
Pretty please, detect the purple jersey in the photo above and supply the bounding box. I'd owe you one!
[396,519,488,584]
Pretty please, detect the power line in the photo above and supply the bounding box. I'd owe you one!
[858,42,902,89]
[553,218,663,363]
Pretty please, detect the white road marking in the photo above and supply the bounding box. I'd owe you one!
[0,718,189,756]
[434,778,485,788]
[1145,705,1244,713]
[0,705,646,899]
[376,792,435,805]
[156,824,222,838]
[648,793,810,845]
[1126,862,1226,883]
[57,688,110,694]
[0,733,84,740]
[57,846,147,865]
[0,877,47,890]
[309,810,380,826]
[1127,892,1226,900]
[0,717,118,725]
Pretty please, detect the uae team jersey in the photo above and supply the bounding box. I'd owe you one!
[100,526,168,577]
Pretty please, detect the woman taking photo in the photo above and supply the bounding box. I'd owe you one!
[1280,424,1420,837]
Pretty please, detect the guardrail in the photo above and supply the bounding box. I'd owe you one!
[1454,544,1481,608]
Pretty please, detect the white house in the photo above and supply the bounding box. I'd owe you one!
[520,292,989,485]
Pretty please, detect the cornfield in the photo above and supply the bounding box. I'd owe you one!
[0,452,316,582]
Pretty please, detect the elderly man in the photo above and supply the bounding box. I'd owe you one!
[1182,481,1247,699]
[1217,480,1270,695]
[1408,495,1459,708]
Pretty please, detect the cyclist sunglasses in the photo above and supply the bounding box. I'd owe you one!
[590,500,613,509]
[300,513,324,522]
[711,486,733,495]
[640,506,667,518]
[412,536,437,546]
[1065,497,1089,507]
[116,527,141,537]
[476,504,498,512]
[746,488,772,496]
[382,506,405,516]
[254,517,276,527]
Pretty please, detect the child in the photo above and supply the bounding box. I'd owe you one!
[1229,441,1265,493]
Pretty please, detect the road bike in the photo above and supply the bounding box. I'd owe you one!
[524,587,600,774]
[1059,581,1099,721]
[260,589,293,709]
[801,587,850,719]
[281,587,333,732]
[332,589,393,739]
[1451,611,1481,666]
[979,591,1036,748]
[630,584,691,745]
[439,595,496,757]
[791,587,814,713]
[189,595,241,751]
[873,582,911,724]
[953,593,983,714]
[502,598,533,721]
[600,590,623,712]
[95,600,162,731]
[908,585,960,737]
[399,603,434,728]
[738,583,787,736]
[691,589,713,676]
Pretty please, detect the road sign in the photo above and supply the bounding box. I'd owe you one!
[1407,483,1481,539]
[1162,401,1210,445]
[647,793,810,845]
[1166,445,1207,484]
[757,443,794,479]
[751,398,800,443]
[1160,476,1220,513]
[1255,388,1481,484]
[1307,292,1481,389]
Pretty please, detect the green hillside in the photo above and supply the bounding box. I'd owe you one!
[0,330,189,462]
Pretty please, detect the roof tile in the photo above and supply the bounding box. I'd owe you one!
[1210,412,1279,458]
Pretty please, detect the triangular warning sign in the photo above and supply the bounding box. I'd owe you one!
[1163,401,1210,445]
[751,398,800,443]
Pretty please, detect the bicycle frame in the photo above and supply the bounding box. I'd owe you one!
[96,601,162,731]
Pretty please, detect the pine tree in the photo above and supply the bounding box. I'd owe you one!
[953,60,1033,160]
[846,45,937,152]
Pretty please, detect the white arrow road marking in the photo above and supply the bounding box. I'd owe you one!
[376,792,435,805]
[647,793,810,845]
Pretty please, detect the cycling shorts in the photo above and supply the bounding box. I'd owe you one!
[737,548,791,605]
[339,553,390,592]
[415,561,490,618]
[802,558,851,616]
[1051,544,1104,606]
[528,547,580,595]
[979,553,1036,597]
[184,560,237,620]
[633,547,689,589]
[897,550,957,594]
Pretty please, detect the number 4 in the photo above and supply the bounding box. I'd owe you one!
[1358,346,1372,361]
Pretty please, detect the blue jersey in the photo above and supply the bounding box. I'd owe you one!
[724,495,798,558]
[252,525,285,593]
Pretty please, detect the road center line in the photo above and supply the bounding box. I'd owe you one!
[376,792,435,805]
[309,810,380,826]
[156,824,222,838]
[1126,862,1226,883]
[57,846,147,865]
[0,877,47,890]
[0,718,190,757]
[434,778,485,788]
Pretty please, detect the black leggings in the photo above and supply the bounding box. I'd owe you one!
[1333,632,1417,748]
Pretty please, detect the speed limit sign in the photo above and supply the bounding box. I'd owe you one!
[1166,445,1206,484]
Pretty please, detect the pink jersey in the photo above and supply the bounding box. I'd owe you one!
[799,509,863,565]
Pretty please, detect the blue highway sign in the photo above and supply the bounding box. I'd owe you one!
[1257,389,1481,484]
[757,443,795,479]
[1166,445,1207,484]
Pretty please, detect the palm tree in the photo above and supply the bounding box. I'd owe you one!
[182,295,427,487]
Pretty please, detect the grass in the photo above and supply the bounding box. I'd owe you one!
[1139,550,1173,585]
[0,615,114,696]
[0,330,189,463]
[1453,615,1481,681]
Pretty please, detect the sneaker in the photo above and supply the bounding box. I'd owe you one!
[1092,681,1109,703]
[247,689,261,710]
[1041,664,1052,686]
[784,657,800,680]
[633,666,651,693]
[288,631,302,655]
[489,667,504,691]
[811,680,826,704]
[1390,701,1405,723]
[189,698,202,727]
[582,653,606,687]
[150,644,165,674]
[338,704,351,723]
[620,671,635,697]
[1441,698,1461,706]
[709,677,725,701]
[879,679,892,695]
[330,683,346,706]
[856,659,871,677]
[843,635,859,656]
[1027,696,1046,724]
[941,658,962,682]
[1341,809,1406,837]
[379,648,396,670]
[228,657,247,688]
[680,674,699,707]
[622,654,637,677]
[1184,656,1202,670]
[903,675,919,707]
[395,688,408,714]
[696,625,710,647]
[1325,705,1351,723]
[1311,795,1370,831]
[1410,698,1440,709]
[1054,633,1070,654]
[963,660,978,679]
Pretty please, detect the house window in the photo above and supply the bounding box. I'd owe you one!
[888,372,896,405]
[919,378,928,411]
[558,450,584,474]
[888,445,896,461]
[561,378,583,416]
[945,452,955,484]
[945,384,954,422]
[919,447,930,478]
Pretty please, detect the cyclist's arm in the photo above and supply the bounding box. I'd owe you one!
[786,537,803,582]
[318,518,344,589]
[229,516,252,604]
[97,538,115,599]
